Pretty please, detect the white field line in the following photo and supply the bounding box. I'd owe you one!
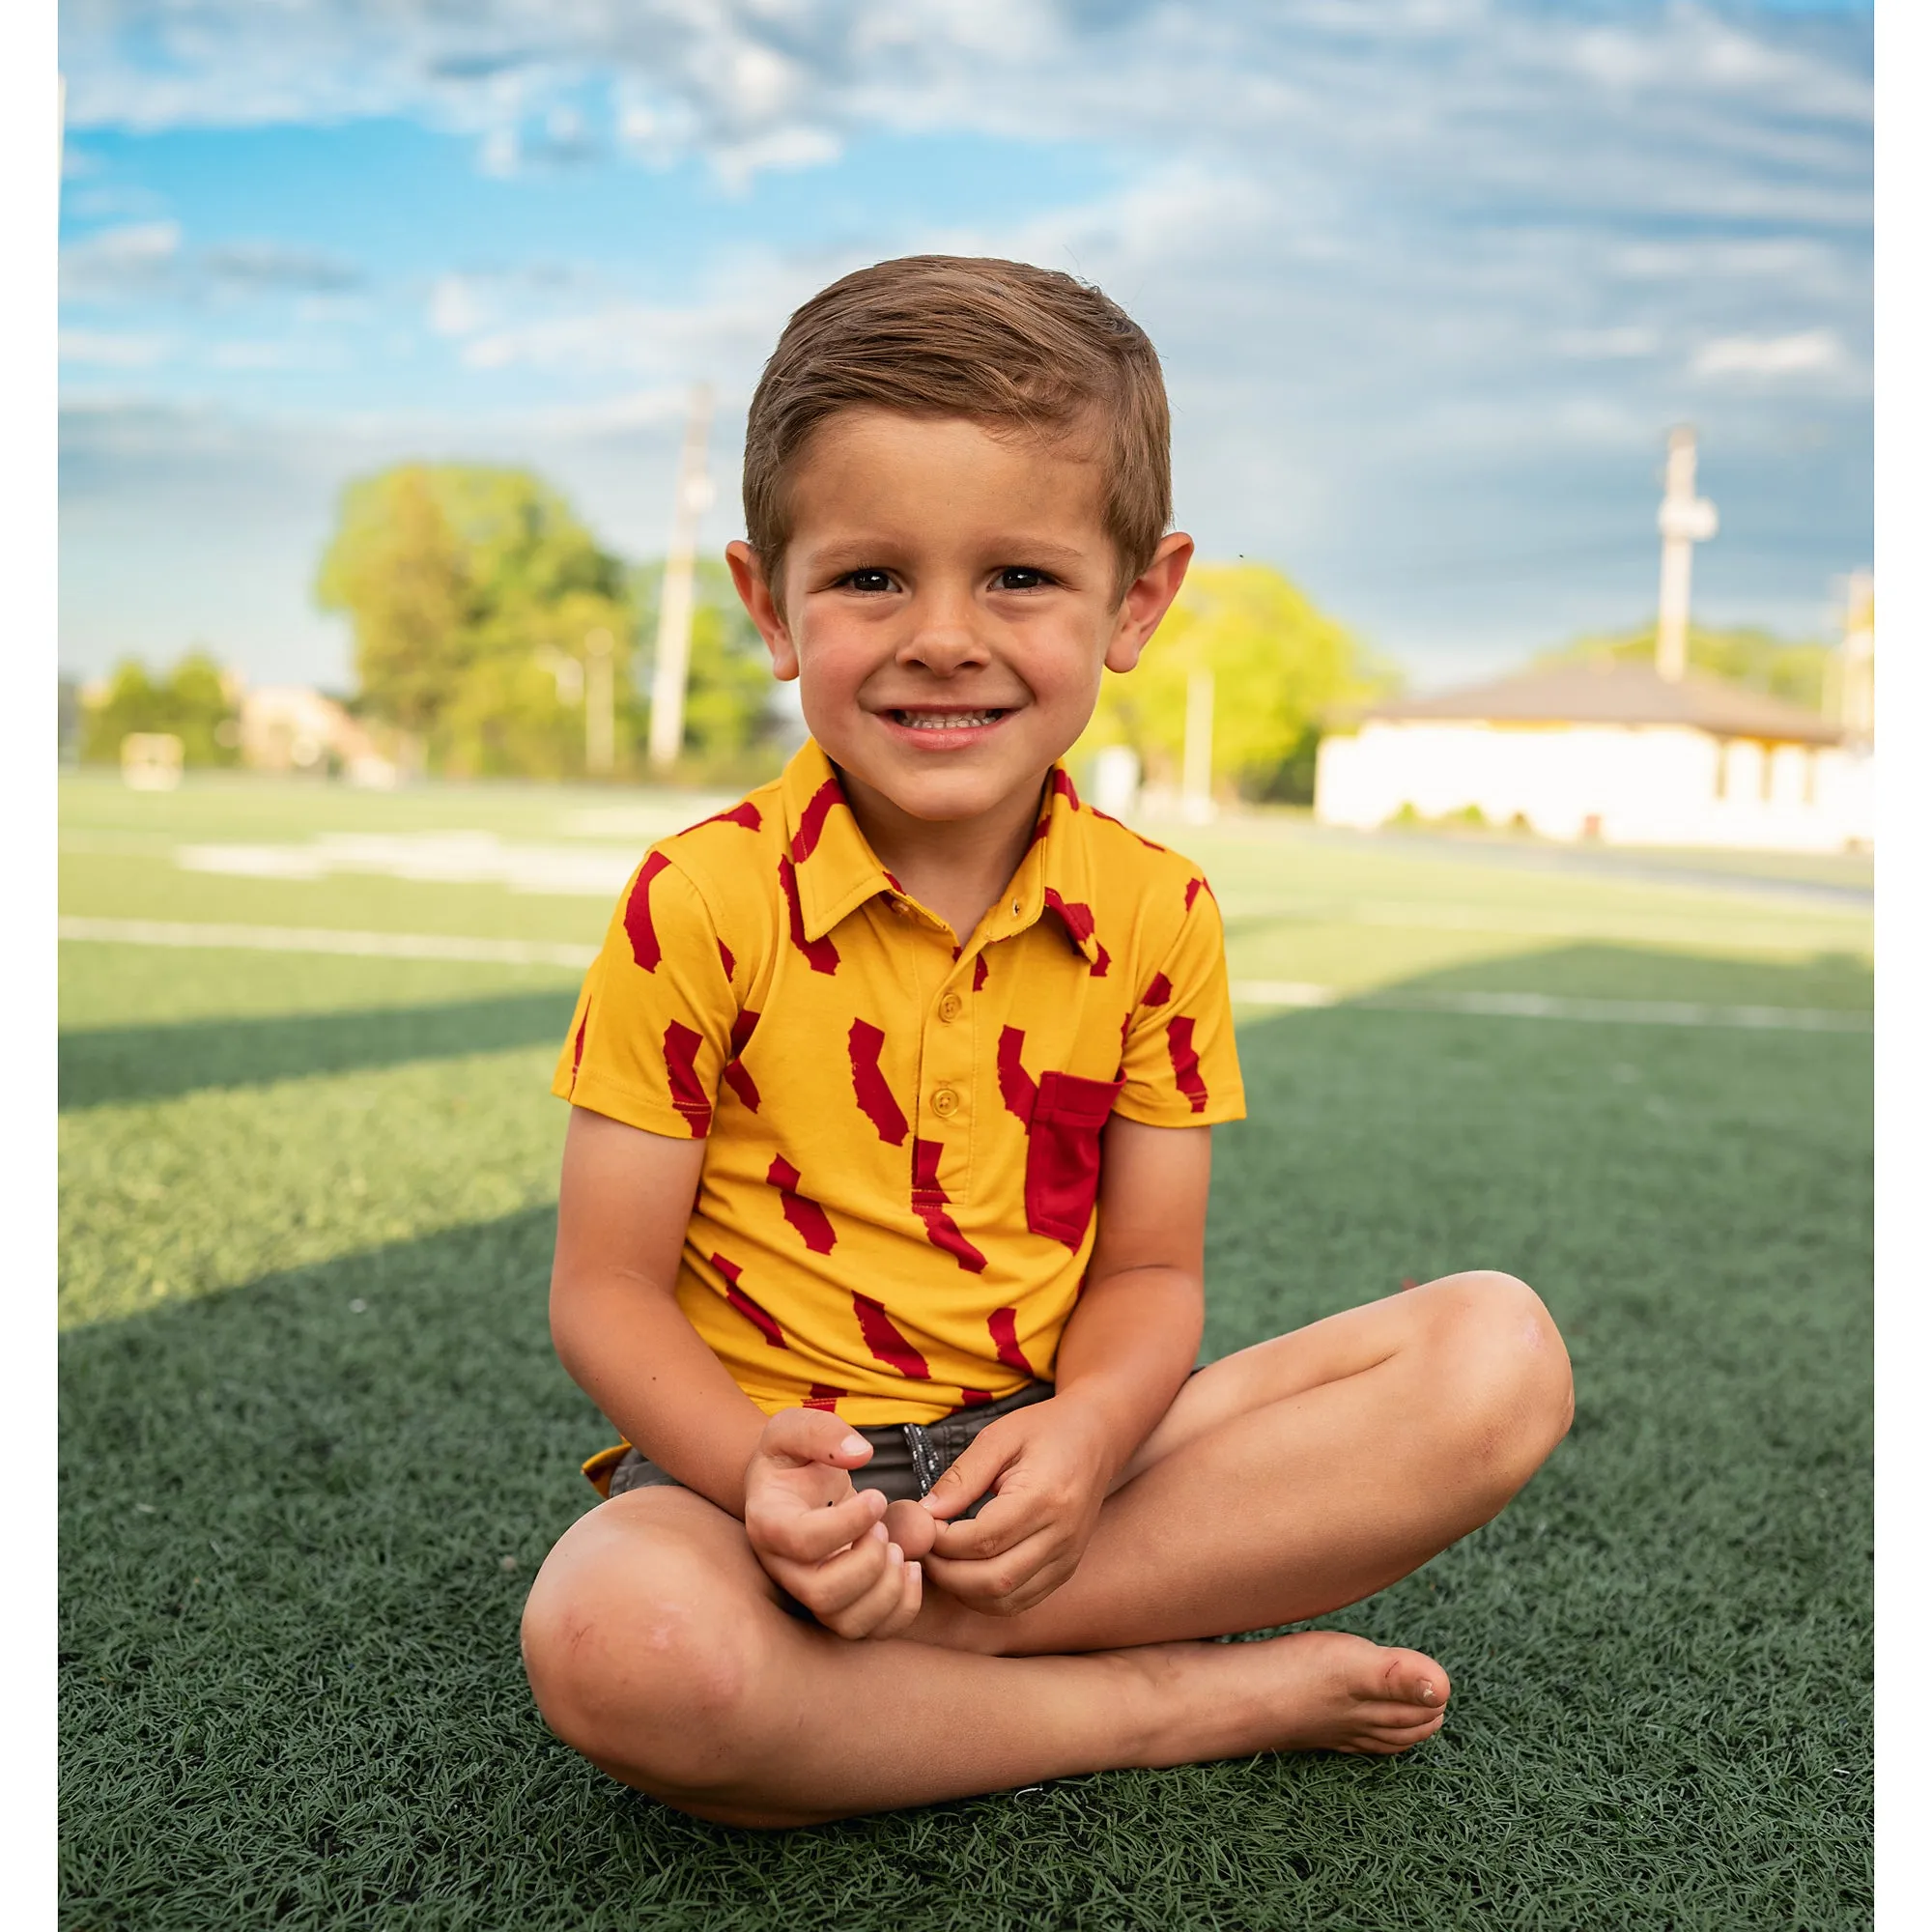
[57,918,597,970]
[57,923,1869,1035]
[1233,980,1871,1033]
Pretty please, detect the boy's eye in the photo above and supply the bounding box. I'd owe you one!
[995,567,1050,591]
[841,569,895,593]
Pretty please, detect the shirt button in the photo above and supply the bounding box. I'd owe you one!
[938,993,962,1023]
[930,1087,959,1118]
[891,898,912,918]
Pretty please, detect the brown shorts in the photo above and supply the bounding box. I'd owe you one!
[602,1379,1055,1520]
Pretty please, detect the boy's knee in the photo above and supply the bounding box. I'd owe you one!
[1432,1270,1574,1473]
[520,1520,762,1795]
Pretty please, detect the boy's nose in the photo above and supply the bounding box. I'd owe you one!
[897,601,992,675]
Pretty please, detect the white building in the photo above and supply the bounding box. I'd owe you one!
[1315,658,1871,853]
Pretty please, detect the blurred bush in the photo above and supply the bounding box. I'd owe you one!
[1081,561,1398,803]
[315,463,779,781]
[80,651,242,768]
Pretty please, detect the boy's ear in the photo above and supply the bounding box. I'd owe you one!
[725,539,798,681]
[1103,531,1194,675]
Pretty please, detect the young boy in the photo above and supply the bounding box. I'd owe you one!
[521,256,1573,1828]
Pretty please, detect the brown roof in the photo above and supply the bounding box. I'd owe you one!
[1365,659,1840,746]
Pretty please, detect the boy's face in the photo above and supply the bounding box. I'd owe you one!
[727,410,1191,829]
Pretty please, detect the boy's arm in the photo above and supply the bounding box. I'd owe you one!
[553,1106,924,1637]
[551,1105,770,1514]
[919,1117,1209,1614]
[1049,1116,1209,1461]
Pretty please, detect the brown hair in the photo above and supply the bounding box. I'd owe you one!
[742,255,1171,601]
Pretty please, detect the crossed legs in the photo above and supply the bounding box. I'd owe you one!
[521,1270,1574,1827]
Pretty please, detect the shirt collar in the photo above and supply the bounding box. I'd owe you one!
[778,738,1098,963]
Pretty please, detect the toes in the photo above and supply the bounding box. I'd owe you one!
[1377,1651,1450,1710]
[1346,1713,1447,1756]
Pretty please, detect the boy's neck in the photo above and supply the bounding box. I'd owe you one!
[833,762,1050,945]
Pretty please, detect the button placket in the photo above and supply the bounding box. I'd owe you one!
[919,954,978,1204]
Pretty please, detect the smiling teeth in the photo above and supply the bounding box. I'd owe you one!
[897,711,999,728]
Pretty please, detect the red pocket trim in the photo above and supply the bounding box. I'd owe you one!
[1024,1069,1123,1247]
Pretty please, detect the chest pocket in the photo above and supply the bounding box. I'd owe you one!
[1025,1071,1125,1247]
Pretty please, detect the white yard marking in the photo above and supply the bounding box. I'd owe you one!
[1224,980,1340,1008]
[173,832,646,896]
[57,918,597,969]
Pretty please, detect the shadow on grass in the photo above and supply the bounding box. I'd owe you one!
[60,988,580,1111]
[58,944,1872,1930]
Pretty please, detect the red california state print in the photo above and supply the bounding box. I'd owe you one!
[623,851,672,971]
[662,1021,712,1137]
[778,856,839,974]
[986,1306,1036,1378]
[694,800,762,834]
[711,1252,787,1350]
[1165,1015,1209,1114]
[722,1009,761,1112]
[766,1155,837,1254]
[847,1020,910,1145]
[910,1139,987,1272]
[851,1293,929,1380]
[788,778,845,864]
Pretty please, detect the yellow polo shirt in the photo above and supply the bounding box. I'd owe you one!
[554,739,1245,1428]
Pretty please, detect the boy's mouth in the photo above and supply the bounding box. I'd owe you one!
[888,708,1007,730]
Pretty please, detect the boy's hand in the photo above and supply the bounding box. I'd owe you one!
[741,1408,924,1640]
[918,1397,1114,1617]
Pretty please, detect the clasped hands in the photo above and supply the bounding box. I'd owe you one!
[740,1402,1112,1639]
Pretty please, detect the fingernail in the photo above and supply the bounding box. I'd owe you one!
[839,1434,869,1457]
[869,1521,888,1543]
[888,1543,903,1565]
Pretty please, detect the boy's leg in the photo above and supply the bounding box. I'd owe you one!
[522,1485,1449,1828]
[522,1269,1568,1823]
[921,1268,1574,1657]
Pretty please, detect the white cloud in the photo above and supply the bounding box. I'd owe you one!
[59,328,171,367]
[428,275,488,337]
[1555,327,1660,360]
[1692,328,1843,378]
[60,220,183,299]
[208,339,336,370]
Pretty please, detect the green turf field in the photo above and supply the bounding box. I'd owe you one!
[59,771,1873,1929]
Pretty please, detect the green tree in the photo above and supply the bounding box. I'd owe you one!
[316,464,633,777]
[629,558,780,771]
[1538,622,1833,712]
[80,649,241,767]
[1081,561,1396,802]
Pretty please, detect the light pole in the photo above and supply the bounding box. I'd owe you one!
[1181,665,1216,823]
[1654,425,1718,683]
[647,384,716,774]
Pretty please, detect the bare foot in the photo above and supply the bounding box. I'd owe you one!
[1133,1629,1450,1765]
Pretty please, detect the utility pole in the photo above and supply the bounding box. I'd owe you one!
[1181,666,1216,822]
[583,627,614,776]
[1837,569,1874,745]
[646,384,715,774]
[1654,425,1718,683]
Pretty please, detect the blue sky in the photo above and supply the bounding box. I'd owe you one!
[58,0,1873,693]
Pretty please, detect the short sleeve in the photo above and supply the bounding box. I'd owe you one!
[1114,879,1246,1128]
[552,851,737,1139]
